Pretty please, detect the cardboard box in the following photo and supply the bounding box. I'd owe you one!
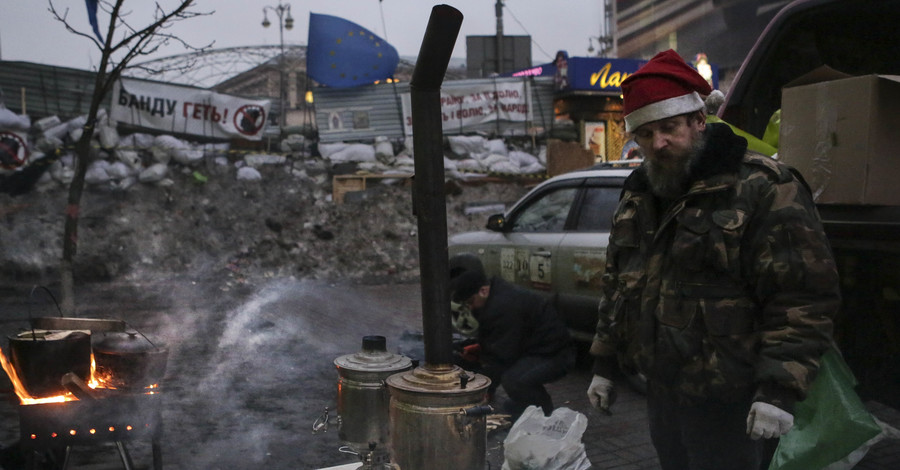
[779,67,900,205]
[547,139,595,177]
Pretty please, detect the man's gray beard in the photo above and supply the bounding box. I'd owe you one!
[645,138,706,199]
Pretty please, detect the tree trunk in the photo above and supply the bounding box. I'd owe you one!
[53,0,199,314]
[59,123,96,316]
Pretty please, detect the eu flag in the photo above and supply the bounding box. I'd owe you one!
[306,13,400,88]
[85,0,104,43]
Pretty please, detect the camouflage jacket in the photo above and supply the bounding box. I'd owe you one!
[591,123,840,411]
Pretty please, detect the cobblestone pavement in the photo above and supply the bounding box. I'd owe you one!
[503,362,900,470]
[0,280,897,469]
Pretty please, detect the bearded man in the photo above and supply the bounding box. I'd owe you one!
[585,49,841,470]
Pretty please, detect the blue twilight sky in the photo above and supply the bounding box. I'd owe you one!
[0,0,608,71]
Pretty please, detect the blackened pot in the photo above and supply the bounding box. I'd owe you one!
[92,331,168,390]
[8,330,92,398]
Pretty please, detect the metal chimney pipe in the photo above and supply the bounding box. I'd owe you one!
[410,4,464,369]
[388,9,490,469]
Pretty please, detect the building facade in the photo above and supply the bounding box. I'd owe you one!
[614,0,791,89]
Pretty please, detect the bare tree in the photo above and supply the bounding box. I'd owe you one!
[48,0,212,314]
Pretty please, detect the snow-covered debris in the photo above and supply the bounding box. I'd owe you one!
[84,160,112,185]
[244,154,286,167]
[139,163,169,183]
[236,166,262,181]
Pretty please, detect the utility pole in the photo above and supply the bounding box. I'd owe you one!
[589,0,618,57]
[495,0,504,75]
[262,2,293,134]
[607,0,618,57]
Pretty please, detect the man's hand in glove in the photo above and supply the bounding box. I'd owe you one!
[587,375,616,415]
[460,343,481,363]
[746,402,794,440]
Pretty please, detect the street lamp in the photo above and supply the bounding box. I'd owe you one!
[587,36,613,57]
[262,2,293,133]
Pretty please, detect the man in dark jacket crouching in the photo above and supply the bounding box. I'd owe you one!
[449,253,576,417]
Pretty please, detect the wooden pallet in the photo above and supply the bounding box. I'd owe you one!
[332,173,414,204]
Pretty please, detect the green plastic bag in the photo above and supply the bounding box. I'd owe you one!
[761,109,781,150]
[768,348,882,470]
[706,115,778,157]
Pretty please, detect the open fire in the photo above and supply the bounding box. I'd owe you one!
[0,348,160,405]
[1,324,165,470]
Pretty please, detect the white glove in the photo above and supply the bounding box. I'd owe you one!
[587,375,616,413]
[746,401,794,440]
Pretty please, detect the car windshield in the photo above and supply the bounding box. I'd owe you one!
[510,187,578,233]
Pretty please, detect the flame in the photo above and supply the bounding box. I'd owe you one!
[88,354,115,389]
[1,348,161,405]
[0,346,75,404]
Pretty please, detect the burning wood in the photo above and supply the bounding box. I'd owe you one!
[1,333,162,405]
[62,372,98,401]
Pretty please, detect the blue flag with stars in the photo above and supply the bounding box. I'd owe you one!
[306,13,399,88]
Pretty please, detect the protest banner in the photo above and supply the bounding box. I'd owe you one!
[111,78,271,140]
[400,80,532,136]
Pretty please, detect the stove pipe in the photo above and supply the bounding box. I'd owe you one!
[387,6,492,470]
[410,4,464,369]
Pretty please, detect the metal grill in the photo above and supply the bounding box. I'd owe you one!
[18,391,163,470]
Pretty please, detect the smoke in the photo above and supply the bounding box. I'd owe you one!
[0,278,423,467]
[150,278,422,467]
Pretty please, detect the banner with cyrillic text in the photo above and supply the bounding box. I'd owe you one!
[400,80,532,136]
[111,78,271,140]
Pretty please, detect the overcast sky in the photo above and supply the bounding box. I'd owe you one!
[1,0,607,70]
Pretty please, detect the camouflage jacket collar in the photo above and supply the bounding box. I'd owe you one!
[624,122,749,194]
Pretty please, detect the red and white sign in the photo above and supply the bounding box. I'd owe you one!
[111,78,271,140]
[0,130,29,170]
[400,80,532,136]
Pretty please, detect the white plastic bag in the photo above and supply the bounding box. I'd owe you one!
[501,406,592,470]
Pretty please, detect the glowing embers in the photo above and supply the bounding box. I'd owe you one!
[18,394,162,449]
[26,421,152,442]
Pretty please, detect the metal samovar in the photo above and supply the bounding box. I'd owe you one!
[334,335,412,469]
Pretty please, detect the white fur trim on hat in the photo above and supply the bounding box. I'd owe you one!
[624,91,705,132]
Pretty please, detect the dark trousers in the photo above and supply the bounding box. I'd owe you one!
[647,386,773,470]
[497,348,576,416]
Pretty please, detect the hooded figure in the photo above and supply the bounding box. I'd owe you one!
[448,253,575,417]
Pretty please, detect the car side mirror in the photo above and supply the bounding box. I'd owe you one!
[486,213,506,231]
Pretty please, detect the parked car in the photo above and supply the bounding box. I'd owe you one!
[448,164,637,343]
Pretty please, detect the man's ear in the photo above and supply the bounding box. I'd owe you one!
[695,111,707,131]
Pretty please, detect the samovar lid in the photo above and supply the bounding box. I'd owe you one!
[334,335,412,373]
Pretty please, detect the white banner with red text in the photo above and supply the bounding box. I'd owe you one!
[111,78,271,141]
[400,80,532,136]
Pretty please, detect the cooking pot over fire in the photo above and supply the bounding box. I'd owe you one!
[92,330,168,390]
[7,329,92,398]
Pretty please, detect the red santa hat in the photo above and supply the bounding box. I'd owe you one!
[622,49,713,132]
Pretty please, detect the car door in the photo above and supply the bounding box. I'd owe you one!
[554,176,626,339]
[451,179,585,293]
[499,180,587,293]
